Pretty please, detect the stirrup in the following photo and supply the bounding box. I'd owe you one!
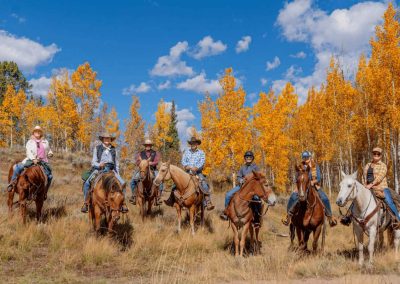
[281,214,291,226]
[220,213,228,221]
[129,195,136,205]
[328,216,337,227]
[340,216,352,226]
[81,203,89,213]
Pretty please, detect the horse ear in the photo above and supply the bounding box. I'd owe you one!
[351,170,358,179]
[252,170,260,180]
[340,170,346,179]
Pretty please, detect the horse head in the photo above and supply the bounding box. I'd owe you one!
[139,158,150,180]
[104,174,124,228]
[153,161,170,187]
[296,164,310,202]
[336,171,358,207]
[251,171,276,206]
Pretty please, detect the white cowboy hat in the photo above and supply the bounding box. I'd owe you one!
[143,139,154,146]
[99,132,116,141]
[32,125,44,136]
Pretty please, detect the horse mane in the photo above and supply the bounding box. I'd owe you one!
[101,173,122,193]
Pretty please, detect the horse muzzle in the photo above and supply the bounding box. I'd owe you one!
[336,198,345,207]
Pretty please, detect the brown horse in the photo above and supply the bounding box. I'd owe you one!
[226,171,276,257]
[137,158,158,221]
[89,172,125,233]
[290,165,326,252]
[7,162,48,224]
[154,162,204,234]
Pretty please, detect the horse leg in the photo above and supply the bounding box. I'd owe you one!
[147,198,152,215]
[303,230,310,251]
[289,224,295,249]
[189,205,196,235]
[312,224,323,253]
[297,227,305,250]
[7,190,15,215]
[393,229,400,258]
[354,225,364,266]
[175,204,182,233]
[138,197,145,222]
[255,227,261,254]
[94,205,102,232]
[232,223,239,257]
[35,198,44,223]
[368,226,377,266]
[249,225,255,254]
[19,192,27,224]
[200,197,205,228]
[240,222,250,257]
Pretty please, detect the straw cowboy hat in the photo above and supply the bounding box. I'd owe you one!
[187,137,201,145]
[98,132,116,141]
[372,147,383,154]
[32,125,44,136]
[143,139,154,146]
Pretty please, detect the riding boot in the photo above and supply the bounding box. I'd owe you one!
[7,179,17,192]
[204,195,215,211]
[252,203,261,228]
[81,203,89,213]
[129,194,136,205]
[340,213,352,226]
[220,210,228,221]
[282,213,293,226]
[327,216,337,227]
[120,203,129,213]
[164,191,176,207]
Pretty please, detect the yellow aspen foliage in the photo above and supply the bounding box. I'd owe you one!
[105,106,120,144]
[153,99,172,154]
[123,96,145,160]
[71,62,102,150]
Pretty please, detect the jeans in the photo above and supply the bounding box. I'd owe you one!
[384,188,400,221]
[287,189,333,217]
[11,161,52,185]
[130,170,163,195]
[197,173,210,193]
[11,163,25,181]
[225,186,240,207]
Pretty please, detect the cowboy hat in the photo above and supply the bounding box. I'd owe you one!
[372,147,383,154]
[99,132,116,141]
[32,125,44,136]
[187,137,201,145]
[143,139,154,146]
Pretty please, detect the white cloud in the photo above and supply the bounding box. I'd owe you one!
[260,78,268,86]
[176,72,222,95]
[11,13,26,23]
[290,51,307,58]
[122,82,151,95]
[157,80,171,90]
[0,30,60,73]
[276,0,386,100]
[236,36,252,53]
[150,41,194,77]
[285,65,303,80]
[266,56,281,71]
[29,76,51,98]
[191,36,227,60]
[176,108,195,121]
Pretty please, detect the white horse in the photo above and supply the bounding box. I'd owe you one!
[336,171,400,266]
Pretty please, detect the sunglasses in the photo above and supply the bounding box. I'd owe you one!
[372,152,381,156]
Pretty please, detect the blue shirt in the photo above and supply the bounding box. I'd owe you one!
[300,162,321,183]
[182,149,205,172]
[237,163,260,184]
[91,144,120,173]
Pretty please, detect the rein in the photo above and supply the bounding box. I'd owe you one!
[237,177,265,203]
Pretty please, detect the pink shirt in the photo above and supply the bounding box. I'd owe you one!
[35,139,48,162]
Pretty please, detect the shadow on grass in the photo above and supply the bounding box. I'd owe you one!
[95,216,134,251]
[181,210,214,233]
[26,198,67,223]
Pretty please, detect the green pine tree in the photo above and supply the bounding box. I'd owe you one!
[166,100,181,163]
[0,61,31,104]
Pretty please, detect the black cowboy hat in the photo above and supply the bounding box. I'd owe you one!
[187,137,201,145]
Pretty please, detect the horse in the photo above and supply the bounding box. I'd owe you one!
[136,157,158,221]
[153,162,205,235]
[289,165,326,253]
[336,171,400,266]
[7,162,48,224]
[225,171,276,257]
[89,171,125,233]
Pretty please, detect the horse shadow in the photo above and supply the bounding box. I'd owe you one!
[223,237,261,257]
[26,198,67,223]
[96,217,134,251]
[181,211,214,233]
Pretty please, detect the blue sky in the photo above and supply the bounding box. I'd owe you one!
[0,0,391,144]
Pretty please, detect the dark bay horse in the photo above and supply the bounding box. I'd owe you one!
[137,158,158,221]
[226,171,276,257]
[7,162,48,224]
[89,172,125,233]
[154,162,204,234]
[290,165,326,252]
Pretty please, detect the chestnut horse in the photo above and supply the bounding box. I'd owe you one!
[226,171,276,257]
[7,162,48,224]
[154,162,204,234]
[290,165,326,252]
[137,158,158,221]
[89,172,125,233]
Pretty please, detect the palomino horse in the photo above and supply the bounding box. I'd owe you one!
[336,171,400,266]
[153,162,204,234]
[137,158,158,221]
[7,162,48,224]
[290,165,326,253]
[225,171,276,257]
[89,172,125,233]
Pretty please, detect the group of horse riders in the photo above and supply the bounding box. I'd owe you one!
[7,126,400,227]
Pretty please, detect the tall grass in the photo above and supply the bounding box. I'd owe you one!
[1,149,400,283]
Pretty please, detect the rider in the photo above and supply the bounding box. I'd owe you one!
[7,125,53,198]
[282,151,337,227]
[220,151,260,221]
[81,132,128,214]
[164,136,215,210]
[340,147,400,225]
[129,139,162,206]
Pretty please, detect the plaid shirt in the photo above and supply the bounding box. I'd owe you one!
[362,161,388,191]
[182,149,205,172]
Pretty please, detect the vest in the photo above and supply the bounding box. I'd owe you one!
[140,150,157,170]
[96,144,116,165]
[367,165,374,185]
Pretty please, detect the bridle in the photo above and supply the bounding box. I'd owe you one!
[153,164,170,187]
[238,176,268,203]
[341,181,357,206]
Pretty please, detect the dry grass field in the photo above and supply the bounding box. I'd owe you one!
[1,149,400,283]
